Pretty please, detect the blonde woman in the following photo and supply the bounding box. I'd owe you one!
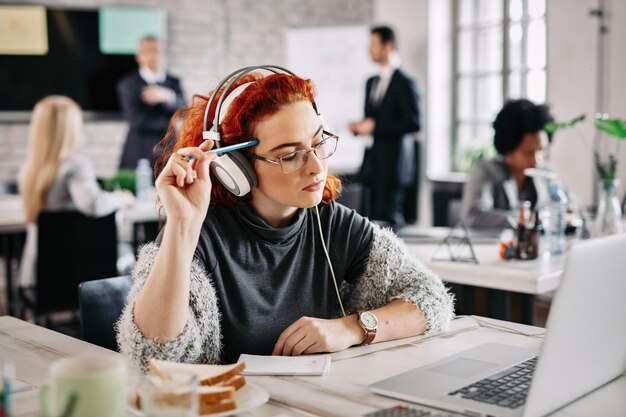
[18,96,134,287]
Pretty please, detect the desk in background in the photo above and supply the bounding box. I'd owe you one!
[399,227,566,324]
[2,315,623,417]
[0,195,161,317]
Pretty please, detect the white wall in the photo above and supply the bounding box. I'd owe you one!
[373,0,432,226]
[547,0,626,207]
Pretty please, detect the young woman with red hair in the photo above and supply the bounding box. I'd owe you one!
[118,71,453,368]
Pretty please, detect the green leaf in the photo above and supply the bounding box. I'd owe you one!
[594,117,626,139]
[103,169,136,192]
[543,114,586,134]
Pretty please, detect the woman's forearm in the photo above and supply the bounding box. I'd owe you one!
[133,219,202,340]
[368,298,427,343]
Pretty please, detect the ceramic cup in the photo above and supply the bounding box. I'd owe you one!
[40,354,127,417]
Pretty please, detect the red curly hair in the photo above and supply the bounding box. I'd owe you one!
[155,72,342,207]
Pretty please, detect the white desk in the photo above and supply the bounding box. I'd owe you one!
[0,194,161,231]
[405,242,566,296]
[399,228,568,324]
[2,315,624,417]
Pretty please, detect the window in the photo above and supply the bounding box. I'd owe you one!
[452,0,546,171]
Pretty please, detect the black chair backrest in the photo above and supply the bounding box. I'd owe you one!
[79,275,131,351]
[36,210,118,314]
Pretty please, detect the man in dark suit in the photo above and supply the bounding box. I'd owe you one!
[117,36,185,169]
[348,26,420,229]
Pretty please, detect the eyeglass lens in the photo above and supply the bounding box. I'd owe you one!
[281,135,337,174]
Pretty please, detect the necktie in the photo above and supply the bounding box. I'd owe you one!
[370,76,383,107]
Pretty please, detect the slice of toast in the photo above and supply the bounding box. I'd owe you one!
[148,359,246,386]
[197,385,236,405]
[219,374,247,391]
[199,398,238,415]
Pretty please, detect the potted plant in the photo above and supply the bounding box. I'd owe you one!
[103,169,136,193]
[545,114,626,236]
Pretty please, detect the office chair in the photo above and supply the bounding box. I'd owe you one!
[20,211,118,323]
[79,275,131,351]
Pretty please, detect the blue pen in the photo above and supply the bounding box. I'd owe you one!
[212,139,259,154]
[183,139,259,161]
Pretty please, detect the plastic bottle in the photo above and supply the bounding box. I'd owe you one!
[135,158,153,202]
[545,180,568,256]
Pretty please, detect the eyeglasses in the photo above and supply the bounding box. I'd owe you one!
[247,131,339,174]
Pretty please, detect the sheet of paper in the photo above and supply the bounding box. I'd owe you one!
[238,354,331,376]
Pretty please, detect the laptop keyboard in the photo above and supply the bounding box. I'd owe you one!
[447,356,538,409]
[364,405,464,417]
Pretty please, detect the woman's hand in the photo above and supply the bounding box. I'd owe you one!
[272,315,363,356]
[156,140,216,223]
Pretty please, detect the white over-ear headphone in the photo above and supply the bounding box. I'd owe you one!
[201,65,326,197]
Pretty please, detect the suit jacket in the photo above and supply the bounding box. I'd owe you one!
[361,68,420,187]
[117,70,185,169]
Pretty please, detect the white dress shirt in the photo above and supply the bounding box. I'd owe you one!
[370,53,401,106]
[139,66,166,85]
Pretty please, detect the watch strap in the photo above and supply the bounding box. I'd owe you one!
[357,310,377,345]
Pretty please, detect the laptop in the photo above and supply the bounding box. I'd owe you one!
[370,233,626,417]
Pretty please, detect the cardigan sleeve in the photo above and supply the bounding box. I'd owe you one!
[116,242,224,371]
[348,226,455,334]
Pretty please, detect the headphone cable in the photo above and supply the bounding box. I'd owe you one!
[315,205,346,317]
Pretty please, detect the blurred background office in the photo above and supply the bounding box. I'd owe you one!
[1,0,624,225]
[1,0,625,325]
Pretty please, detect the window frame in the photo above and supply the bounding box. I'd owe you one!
[450,0,546,172]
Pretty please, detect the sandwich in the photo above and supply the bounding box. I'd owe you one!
[148,359,246,387]
[137,359,247,415]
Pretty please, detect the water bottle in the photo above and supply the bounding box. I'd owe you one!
[544,180,568,256]
[135,158,153,202]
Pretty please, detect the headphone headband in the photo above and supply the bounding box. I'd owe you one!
[201,65,326,198]
[202,65,296,144]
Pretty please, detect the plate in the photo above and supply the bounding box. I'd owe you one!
[128,383,269,416]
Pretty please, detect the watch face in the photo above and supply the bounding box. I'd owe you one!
[361,312,378,329]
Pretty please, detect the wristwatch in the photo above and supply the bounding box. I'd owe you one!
[356,310,379,345]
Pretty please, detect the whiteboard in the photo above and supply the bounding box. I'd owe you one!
[286,25,377,175]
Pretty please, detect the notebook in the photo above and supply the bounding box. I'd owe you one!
[370,233,626,417]
[238,354,331,376]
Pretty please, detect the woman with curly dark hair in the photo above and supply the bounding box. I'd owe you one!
[461,98,554,228]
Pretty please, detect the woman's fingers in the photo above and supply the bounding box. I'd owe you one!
[170,161,189,188]
[290,335,317,356]
[176,146,208,162]
[199,139,214,151]
[169,146,217,185]
[279,330,307,356]
[272,320,303,355]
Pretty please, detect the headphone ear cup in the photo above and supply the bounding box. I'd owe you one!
[210,151,258,197]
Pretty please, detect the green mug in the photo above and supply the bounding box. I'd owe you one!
[40,354,127,417]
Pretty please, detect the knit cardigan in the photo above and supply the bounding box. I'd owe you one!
[117,226,454,370]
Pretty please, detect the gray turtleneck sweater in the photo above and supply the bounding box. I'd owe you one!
[117,202,454,369]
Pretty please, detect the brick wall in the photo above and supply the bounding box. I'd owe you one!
[0,0,372,183]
